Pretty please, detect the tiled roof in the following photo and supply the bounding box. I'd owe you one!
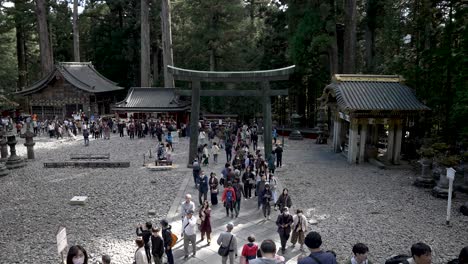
[112,87,190,112]
[324,75,430,112]
[17,62,123,95]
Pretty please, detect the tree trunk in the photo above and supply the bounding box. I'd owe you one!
[328,0,339,76]
[343,0,356,74]
[152,46,159,86]
[14,0,27,90]
[209,49,216,71]
[364,0,377,73]
[73,0,80,62]
[161,0,174,87]
[34,0,54,76]
[140,0,150,87]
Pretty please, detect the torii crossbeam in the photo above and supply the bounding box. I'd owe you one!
[167,65,295,166]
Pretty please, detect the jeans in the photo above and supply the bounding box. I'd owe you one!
[262,203,271,218]
[199,191,207,205]
[165,248,174,264]
[234,199,241,216]
[279,231,290,250]
[193,172,200,186]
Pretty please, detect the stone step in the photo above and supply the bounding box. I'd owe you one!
[44,161,130,168]
[70,154,110,160]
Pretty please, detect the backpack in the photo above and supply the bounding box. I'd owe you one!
[385,255,411,264]
[226,189,234,203]
[170,232,178,248]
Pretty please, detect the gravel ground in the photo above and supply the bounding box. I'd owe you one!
[0,134,188,264]
[279,139,468,264]
[1,134,467,264]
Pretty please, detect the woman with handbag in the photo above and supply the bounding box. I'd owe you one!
[198,200,212,245]
[209,173,219,205]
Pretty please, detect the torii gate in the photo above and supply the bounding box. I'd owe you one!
[167,65,295,166]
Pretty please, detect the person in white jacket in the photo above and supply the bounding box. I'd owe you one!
[182,209,197,259]
[291,209,308,251]
[134,237,149,264]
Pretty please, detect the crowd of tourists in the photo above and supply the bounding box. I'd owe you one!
[60,121,466,264]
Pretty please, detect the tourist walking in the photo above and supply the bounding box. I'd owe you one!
[212,142,220,164]
[240,235,258,264]
[291,209,308,251]
[83,128,89,146]
[242,167,255,199]
[166,131,173,149]
[160,219,174,264]
[269,174,278,203]
[151,227,164,264]
[261,183,273,220]
[198,171,209,205]
[135,222,152,263]
[268,151,276,174]
[276,207,293,253]
[180,194,196,223]
[222,182,237,218]
[274,144,283,168]
[257,176,267,209]
[203,144,210,166]
[66,245,88,264]
[192,159,201,188]
[199,200,212,245]
[209,172,219,205]
[182,209,197,259]
[165,143,173,161]
[298,232,337,264]
[232,177,244,217]
[217,222,237,264]
[134,237,149,264]
[225,140,233,162]
[275,188,292,213]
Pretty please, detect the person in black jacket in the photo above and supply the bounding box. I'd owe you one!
[276,207,294,253]
[160,219,174,264]
[151,227,164,264]
[136,221,152,263]
[274,144,283,168]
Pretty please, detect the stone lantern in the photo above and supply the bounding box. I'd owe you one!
[289,113,303,140]
[20,119,36,159]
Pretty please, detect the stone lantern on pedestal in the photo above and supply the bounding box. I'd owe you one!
[20,120,36,159]
[288,113,303,140]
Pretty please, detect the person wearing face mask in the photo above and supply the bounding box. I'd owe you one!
[66,245,88,264]
[135,237,149,264]
[276,207,294,253]
[291,209,308,251]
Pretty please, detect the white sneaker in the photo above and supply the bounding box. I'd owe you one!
[267,216,271,220]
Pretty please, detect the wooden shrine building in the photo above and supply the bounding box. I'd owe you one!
[112,87,191,122]
[16,62,123,119]
[319,74,430,164]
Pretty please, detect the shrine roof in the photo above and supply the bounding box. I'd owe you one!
[17,62,123,95]
[322,74,430,113]
[112,87,190,112]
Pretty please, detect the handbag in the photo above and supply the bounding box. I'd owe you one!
[196,218,202,225]
[218,234,233,256]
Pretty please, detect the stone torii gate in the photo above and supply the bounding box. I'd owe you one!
[167,65,295,166]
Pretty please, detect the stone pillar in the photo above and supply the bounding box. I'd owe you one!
[262,81,273,159]
[359,124,367,163]
[333,119,342,153]
[393,122,403,164]
[20,122,36,159]
[347,121,358,164]
[188,81,201,167]
[386,122,395,163]
[6,135,25,169]
[371,125,379,145]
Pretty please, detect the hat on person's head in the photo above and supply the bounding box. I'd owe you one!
[265,182,270,186]
[187,209,194,215]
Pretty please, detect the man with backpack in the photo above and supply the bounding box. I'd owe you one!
[232,177,244,218]
[222,182,237,218]
[298,232,337,264]
[160,219,174,264]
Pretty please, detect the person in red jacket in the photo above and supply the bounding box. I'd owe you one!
[240,235,258,264]
[221,181,237,218]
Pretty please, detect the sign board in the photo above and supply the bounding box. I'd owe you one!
[56,227,67,254]
[446,167,456,181]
